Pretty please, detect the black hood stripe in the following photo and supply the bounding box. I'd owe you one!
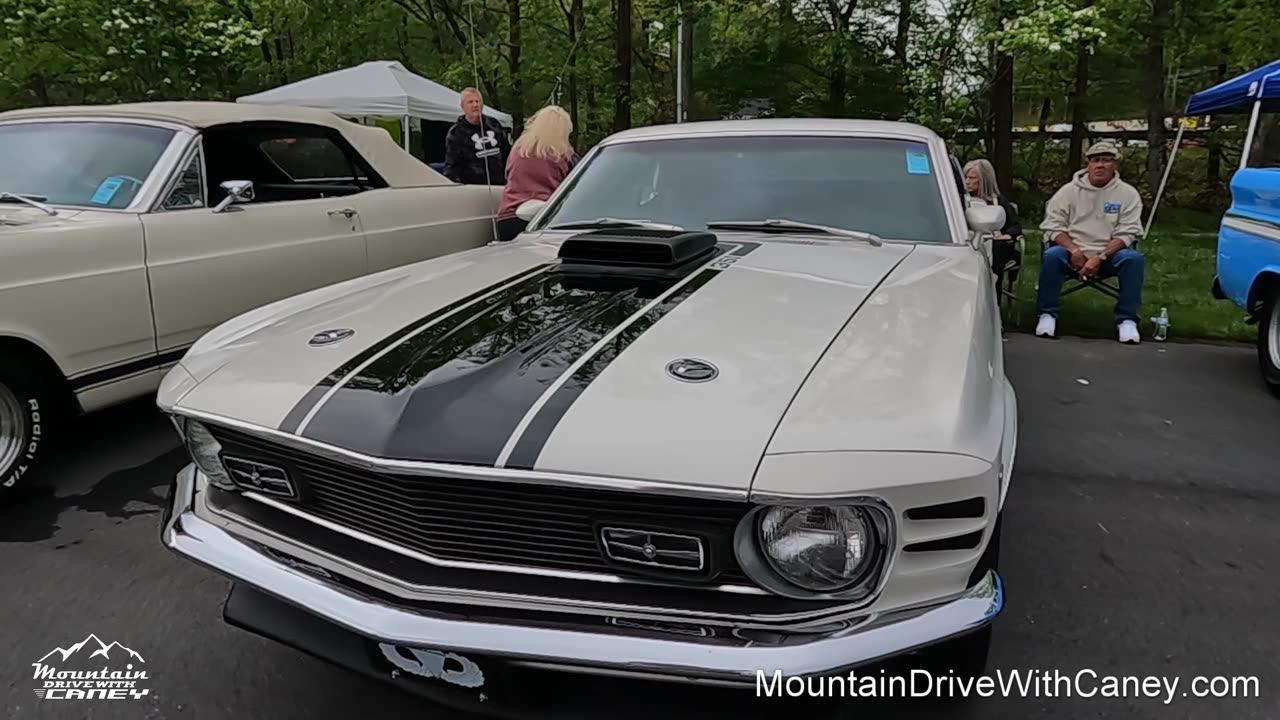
[283,241,759,466]
[279,264,554,434]
[497,241,760,469]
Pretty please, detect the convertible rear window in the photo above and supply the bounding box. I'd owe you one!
[536,135,955,242]
[0,121,176,209]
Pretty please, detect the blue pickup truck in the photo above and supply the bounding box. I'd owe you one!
[1214,164,1280,396]
[1187,59,1280,396]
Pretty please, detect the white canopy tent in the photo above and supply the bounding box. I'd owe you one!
[236,60,513,151]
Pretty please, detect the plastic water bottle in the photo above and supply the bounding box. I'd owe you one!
[1151,307,1169,341]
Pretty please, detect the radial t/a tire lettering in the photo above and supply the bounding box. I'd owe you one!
[0,357,61,501]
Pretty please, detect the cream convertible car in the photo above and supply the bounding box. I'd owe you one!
[158,119,1016,709]
[0,101,500,498]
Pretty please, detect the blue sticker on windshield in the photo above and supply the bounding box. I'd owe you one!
[906,148,931,174]
[91,177,125,205]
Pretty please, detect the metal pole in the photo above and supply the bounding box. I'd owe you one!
[675,3,684,123]
[1144,121,1185,237]
[402,115,411,152]
[1239,99,1262,170]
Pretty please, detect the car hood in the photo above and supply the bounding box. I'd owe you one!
[167,233,990,492]
[0,206,87,227]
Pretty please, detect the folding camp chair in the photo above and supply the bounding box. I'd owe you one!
[994,235,1026,326]
[1039,236,1139,301]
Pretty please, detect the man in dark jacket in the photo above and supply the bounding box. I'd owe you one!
[442,87,511,185]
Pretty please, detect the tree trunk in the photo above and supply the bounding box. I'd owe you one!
[1029,96,1052,187]
[991,38,1015,191]
[613,0,633,131]
[1066,42,1091,179]
[1143,0,1170,196]
[1207,62,1227,189]
[896,0,916,107]
[507,0,524,129]
[895,0,912,73]
[567,0,582,134]
[827,7,851,116]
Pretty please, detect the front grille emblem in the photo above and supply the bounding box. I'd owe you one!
[600,527,705,571]
[223,457,296,498]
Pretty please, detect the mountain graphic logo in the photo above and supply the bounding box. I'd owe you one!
[37,635,145,664]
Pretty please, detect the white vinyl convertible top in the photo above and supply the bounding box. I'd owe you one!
[0,100,452,188]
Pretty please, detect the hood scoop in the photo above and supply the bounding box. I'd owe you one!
[557,228,719,277]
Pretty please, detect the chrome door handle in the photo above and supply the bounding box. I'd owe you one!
[328,208,356,218]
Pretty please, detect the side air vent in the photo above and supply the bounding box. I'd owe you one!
[905,497,985,520]
[903,530,984,553]
[558,228,718,271]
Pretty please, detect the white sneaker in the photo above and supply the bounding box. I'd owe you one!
[1035,314,1056,338]
[1118,320,1140,344]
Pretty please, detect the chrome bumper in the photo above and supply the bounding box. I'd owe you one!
[162,465,1004,686]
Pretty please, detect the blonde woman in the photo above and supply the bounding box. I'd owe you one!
[963,158,1023,285]
[963,159,1022,240]
[496,105,577,241]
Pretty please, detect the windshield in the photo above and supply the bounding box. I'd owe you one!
[535,134,954,242]
[0,121,177,209]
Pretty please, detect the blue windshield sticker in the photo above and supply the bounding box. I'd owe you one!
[91,177,125,205]
[906,148,931,175]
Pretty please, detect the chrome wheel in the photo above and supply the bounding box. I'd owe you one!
[1269,299,1280,371]
[0,381,27,476]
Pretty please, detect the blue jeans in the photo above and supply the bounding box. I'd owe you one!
[1036,245,1145,323]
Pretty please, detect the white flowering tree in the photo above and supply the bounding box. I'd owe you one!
[982,0,1109,56]
[0,0,267,106]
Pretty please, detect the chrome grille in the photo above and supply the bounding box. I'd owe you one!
[206,425,755,586]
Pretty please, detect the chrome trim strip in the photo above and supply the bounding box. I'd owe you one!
[168,406,752,502]
[292,264,554,435]
[1223,214,1280,242]
[240,491,749,590]
[164,464,1005,683]
[493,245,744,467]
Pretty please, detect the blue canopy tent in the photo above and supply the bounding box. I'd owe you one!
[1146,59,1280,234]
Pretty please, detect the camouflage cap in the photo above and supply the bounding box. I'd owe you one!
[1086,141,1121,159]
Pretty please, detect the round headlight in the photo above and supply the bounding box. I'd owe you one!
[758,505,876,592]
[183,420,233,490]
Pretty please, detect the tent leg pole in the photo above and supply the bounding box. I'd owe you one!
[402,116,411,152]
[675,2,684,123]
[1239,100,1262,170]
[1144,122,1184,237]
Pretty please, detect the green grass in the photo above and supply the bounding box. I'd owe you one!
[1002,226,1255,344]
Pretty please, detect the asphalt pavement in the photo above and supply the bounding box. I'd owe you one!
[3,333,1279,719]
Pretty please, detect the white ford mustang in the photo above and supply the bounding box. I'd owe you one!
[157,118,1016,708]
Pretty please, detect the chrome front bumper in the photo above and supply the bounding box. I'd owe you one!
[162,465,1004,686]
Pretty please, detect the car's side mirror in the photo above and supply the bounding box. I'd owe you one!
[213,180,255,213]
[515,199,546,222]
[965,204,1005,233]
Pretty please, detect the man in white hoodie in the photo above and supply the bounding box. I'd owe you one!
[1035,142,1146,344]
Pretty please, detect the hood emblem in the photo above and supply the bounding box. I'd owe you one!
[666,358,718,383]
[309,329,354,346]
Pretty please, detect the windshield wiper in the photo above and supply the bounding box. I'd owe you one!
[706,218,882,246]
[547,217,683,231]
[0,192,57,216]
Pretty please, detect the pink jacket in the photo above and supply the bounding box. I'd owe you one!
[497,148,575,219]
